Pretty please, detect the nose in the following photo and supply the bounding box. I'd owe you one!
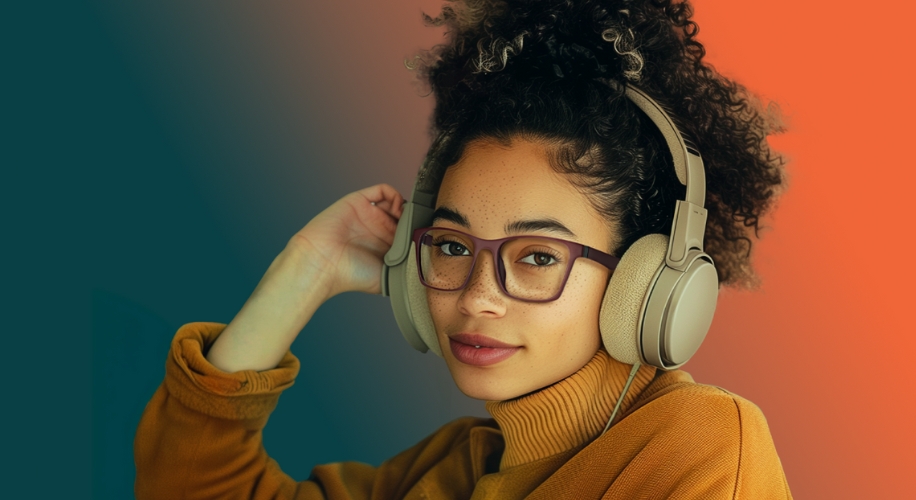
[457,249,508,318]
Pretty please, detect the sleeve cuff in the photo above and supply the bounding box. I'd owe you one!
[164,322,301,420]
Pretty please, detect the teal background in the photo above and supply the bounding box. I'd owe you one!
[7,1,482,499]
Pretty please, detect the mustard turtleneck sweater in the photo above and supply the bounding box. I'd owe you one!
[486,344,656,471]
[135,323,792,499]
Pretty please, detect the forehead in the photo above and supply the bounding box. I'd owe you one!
[435,137,610,239]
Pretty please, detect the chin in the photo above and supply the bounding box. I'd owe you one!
[446,364,552,402]
[453,377,520,402]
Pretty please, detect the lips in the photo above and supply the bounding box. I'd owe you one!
[448,333,520,366]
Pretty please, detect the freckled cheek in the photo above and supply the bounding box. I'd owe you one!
[529,267,606,350]
[562,267,608,315]
[426,291,455,331]
[425,266,605,344]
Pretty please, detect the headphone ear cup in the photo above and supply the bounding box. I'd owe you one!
[599,234,669,365]
[404,243,443,357]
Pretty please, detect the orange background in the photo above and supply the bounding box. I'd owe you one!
[688,1,916,495]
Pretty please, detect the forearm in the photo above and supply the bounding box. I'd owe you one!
[207,238,334,373]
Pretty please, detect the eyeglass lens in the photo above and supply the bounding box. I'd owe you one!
[418,229,572,301]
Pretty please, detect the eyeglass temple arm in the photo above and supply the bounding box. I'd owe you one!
[583,246,621,271]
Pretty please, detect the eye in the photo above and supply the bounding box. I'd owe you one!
[437,241,471,256]
[519,252,558,266]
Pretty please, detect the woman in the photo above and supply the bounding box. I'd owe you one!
[135,0,791,498]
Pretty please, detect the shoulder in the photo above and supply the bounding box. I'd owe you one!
[601,374,792,498]
[609,377,746,468]
[644,373,766,437]
[627,370,771,437]
[625,374,781,462]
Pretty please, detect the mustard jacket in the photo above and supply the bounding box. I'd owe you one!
[134,323,792,499]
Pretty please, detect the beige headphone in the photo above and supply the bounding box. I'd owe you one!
[381,84,718,370]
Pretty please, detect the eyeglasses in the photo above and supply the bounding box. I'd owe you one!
[412,227,620,302]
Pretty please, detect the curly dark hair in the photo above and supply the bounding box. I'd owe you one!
[409,0,786,287]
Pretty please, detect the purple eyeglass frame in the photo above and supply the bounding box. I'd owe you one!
[412,226,621,303]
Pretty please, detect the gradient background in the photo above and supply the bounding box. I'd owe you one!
[6,1,914,498]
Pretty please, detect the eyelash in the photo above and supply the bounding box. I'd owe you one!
[518,248,564,267]
[432,238,471,256]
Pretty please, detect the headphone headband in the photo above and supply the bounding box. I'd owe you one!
[616,84,705,207]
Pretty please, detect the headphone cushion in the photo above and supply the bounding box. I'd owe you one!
[405,243,443,357]
[599,234,669,365]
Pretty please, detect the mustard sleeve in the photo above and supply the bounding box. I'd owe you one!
[133,322,377,500]
[631,387,794,500]
[646,388,793,500]
[555,383,793,500]
[732,397,794,500]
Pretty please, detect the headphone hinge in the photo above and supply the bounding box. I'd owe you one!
[383,190,436,268]
[666,200,708,271]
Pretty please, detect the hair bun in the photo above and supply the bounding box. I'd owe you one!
[462,0,644,82]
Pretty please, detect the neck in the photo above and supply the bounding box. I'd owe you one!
[485,349,656,469]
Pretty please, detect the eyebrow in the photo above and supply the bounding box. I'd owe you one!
[431,207,470,228]
[432,206,578,238]
[505,219,577,238]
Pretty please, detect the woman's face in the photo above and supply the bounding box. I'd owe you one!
[427,136,618,401]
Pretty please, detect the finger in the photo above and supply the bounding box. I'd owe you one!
[361,201,401,243]
[374,196,405,220]
[392,194,405,217]
[358,183,402,205]
[376,208,398,235]
[360,184,405,219]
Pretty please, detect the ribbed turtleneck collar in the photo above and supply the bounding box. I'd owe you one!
[485,349,656,470]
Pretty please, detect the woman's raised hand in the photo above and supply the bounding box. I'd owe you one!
[206,184,405,373]
[290,183,405,298]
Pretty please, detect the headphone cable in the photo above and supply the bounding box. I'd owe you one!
[601,362,641,436]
